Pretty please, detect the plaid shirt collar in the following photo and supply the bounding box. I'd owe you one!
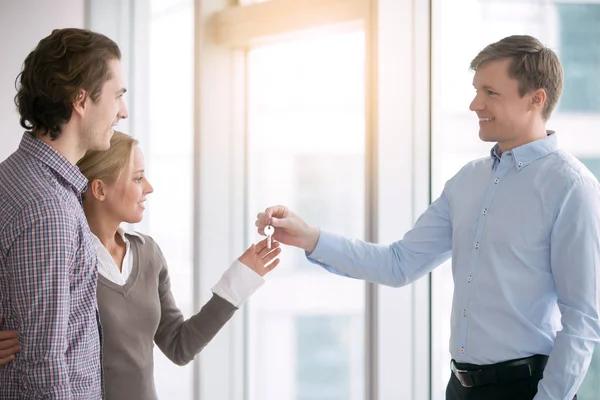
[19,132,88,194]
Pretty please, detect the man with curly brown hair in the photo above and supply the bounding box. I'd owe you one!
[0,28,128,399]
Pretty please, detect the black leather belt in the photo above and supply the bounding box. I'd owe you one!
[451,355,549,388]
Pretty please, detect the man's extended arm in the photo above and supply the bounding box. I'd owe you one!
[307,183,454,287]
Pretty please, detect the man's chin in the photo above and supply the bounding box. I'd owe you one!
[104,129,115,148]
[123,215,144,224]
[478,130,497,143]
[96,140,111,151]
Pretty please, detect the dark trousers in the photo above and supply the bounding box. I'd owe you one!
[446,366,577,400]
[446,355,577,400]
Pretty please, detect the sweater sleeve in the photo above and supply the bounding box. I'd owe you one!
[151,239,237,366]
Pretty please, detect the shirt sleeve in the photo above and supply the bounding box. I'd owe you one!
[211,260,264,307]
[7,200,75,399]
[535,177,600,400]
[150,238,238,366]
[306,179,455,287]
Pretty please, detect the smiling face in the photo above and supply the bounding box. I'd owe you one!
[469,58,544,150]
[102,145,153,224]
[468,35,564,152]
[80,59,128,152]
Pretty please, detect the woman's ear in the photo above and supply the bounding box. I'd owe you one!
[89,179,107,201]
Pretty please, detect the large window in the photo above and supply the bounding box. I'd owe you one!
[432,1,600,399]
[88,0,195,398]
[557,3,600,113]
[90,0,425,398]
[296,315,358,400]
[146,0,195,398]
[245,30,366,400]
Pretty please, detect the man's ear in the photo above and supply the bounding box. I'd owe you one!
[89,179,107,201]
[72,89,88,118]
[530,88,547,112]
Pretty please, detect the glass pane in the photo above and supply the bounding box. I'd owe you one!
[556,4,600,113]
[431,2,600,399]
[147,1,195,399]
[246,31,366,400]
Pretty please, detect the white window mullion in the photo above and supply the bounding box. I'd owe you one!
[375,0,431,398]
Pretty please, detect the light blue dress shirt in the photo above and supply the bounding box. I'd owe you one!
[308,133,600,400]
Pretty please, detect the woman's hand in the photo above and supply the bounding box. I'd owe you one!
[238,237,282,277]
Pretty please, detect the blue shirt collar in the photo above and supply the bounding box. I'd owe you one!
[490,131,558,172]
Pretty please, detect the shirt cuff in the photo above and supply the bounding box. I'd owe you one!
[211,260,265,308]
[306,229,337,265]
[305,230,354,278]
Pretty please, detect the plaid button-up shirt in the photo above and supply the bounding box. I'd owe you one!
[0,133,103,399]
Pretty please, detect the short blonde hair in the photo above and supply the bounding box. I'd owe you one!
[470,35,563,120]
[77,131,138,186]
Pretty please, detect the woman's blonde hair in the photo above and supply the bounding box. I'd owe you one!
[77,131,138,186]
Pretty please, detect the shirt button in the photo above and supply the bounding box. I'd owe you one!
[462,310,467,317]
[494,178,500,184]
[482,209,487,215]
[467,275,472,283]
[460,347,465,354]
[518,161,523,167]
[317,259,324,263]
[474,242,479,249]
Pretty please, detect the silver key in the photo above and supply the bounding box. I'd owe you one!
[264,225,275,249]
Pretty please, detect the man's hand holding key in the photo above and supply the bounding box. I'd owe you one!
[255,205,321,253]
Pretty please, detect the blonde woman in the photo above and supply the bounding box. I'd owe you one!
[1,131,281,400]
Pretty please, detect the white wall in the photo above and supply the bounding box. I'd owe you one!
[0,0,85,162]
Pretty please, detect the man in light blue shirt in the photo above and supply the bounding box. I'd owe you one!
[256,35,600,400]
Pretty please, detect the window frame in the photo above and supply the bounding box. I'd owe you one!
[87,0,434,398]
